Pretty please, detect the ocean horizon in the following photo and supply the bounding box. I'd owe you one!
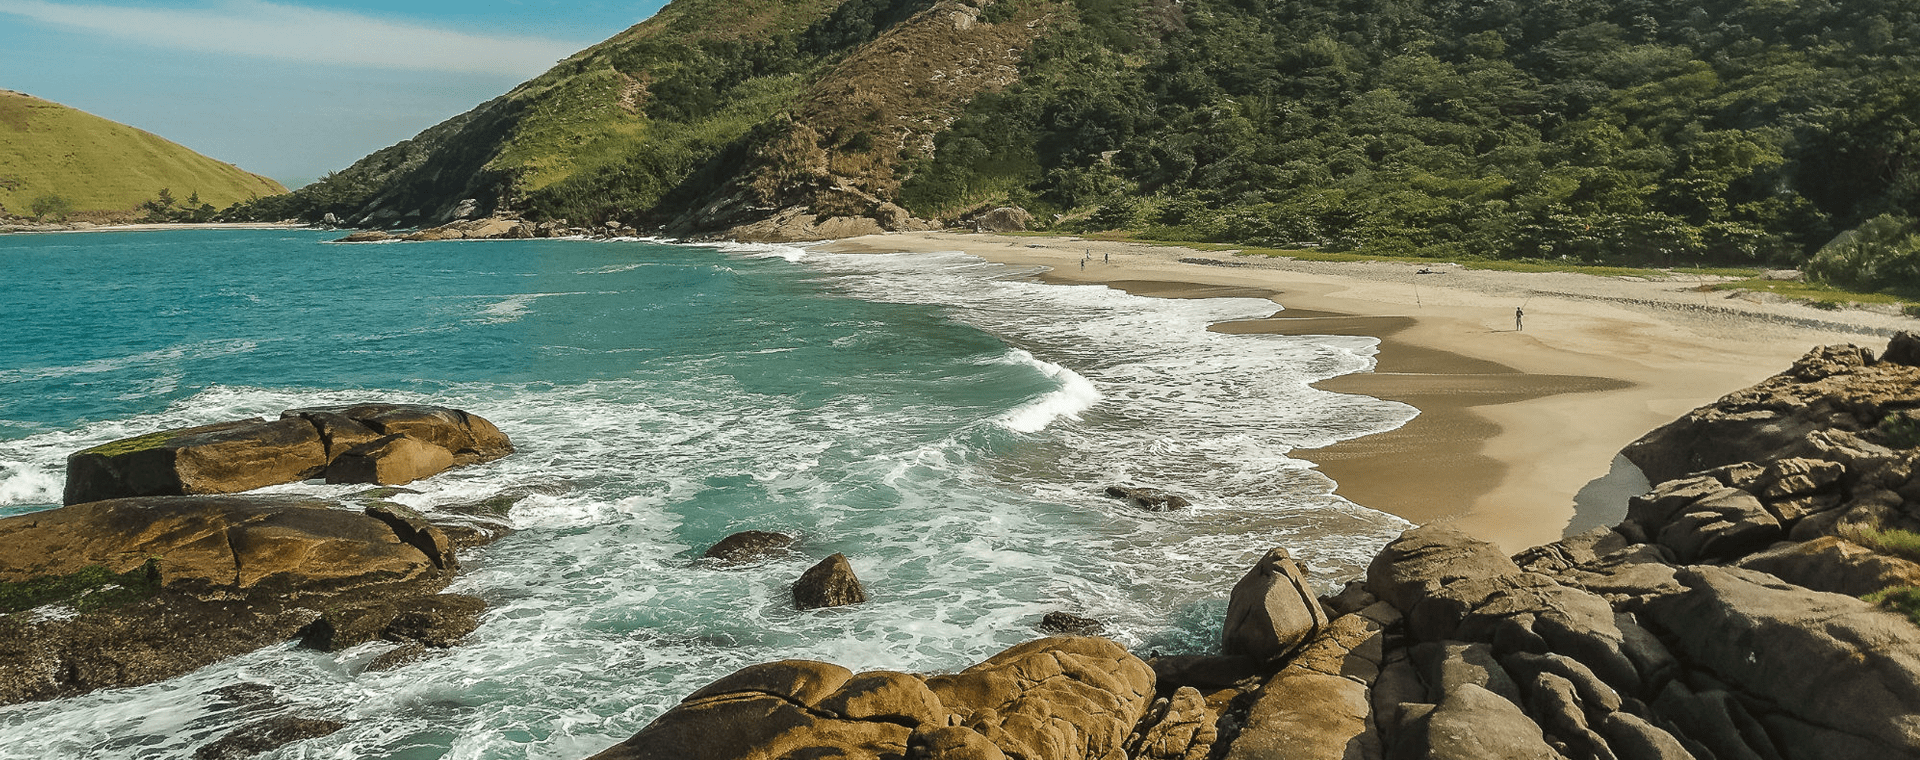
[0,229,1414,759]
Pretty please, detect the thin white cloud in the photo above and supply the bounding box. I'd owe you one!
[0,0,581,76]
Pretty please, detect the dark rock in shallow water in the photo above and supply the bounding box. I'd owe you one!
[792,553,867,610]
[300,593,485,651]
[194,715,346,760]
[1038,610,1104,635]
[1104,484,1192,511]
[702,530,796,564]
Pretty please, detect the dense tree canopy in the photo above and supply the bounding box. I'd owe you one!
[902,0,1920,270]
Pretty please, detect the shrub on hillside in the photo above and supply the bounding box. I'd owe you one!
[1805,214,1920,297]
[29,193,72,222]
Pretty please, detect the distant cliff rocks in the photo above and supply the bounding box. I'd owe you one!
[334,217,637,243]
[587,333,1920,760]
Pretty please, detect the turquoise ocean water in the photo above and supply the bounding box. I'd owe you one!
[0,229,1414,759]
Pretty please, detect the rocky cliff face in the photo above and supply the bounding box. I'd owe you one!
[594,334,1920,760]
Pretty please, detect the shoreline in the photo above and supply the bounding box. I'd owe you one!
[0,221,306,234]
[817,231,1908,551]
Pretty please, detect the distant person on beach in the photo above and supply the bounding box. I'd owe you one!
[1515,307,1524,331]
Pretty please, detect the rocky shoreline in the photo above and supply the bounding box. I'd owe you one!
[590,335,1920,760]
[6,339,1920,758]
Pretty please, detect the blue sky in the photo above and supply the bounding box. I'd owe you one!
[0,1,671,187]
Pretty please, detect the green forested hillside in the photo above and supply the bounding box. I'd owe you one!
[0,90,285,220]
[908,0,1919,273]
[246,0,1919,285]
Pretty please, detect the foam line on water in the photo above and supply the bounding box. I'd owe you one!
[995,349,1102,433]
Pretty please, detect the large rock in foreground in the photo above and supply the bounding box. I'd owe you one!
[593,637,1153,760]
[0,495,466,705]
[65,403,511,504]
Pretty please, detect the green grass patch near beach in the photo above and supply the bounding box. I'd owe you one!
[1057,231,1919,312]
[1866,586,1920,628]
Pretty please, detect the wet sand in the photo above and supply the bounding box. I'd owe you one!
[819,231,1907,551]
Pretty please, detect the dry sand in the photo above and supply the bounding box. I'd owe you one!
[818,231,1915,551]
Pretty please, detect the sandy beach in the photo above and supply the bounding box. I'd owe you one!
[818,231,1913,551]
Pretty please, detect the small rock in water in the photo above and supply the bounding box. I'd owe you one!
[1038,611,1104,635]
[1103,485,1192,511]
[793,553,867,610]
[703,530,797,564]
[193,716,346,760]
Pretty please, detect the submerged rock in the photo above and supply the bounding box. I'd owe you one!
[1038,610,1105,635]
[701,530,796,564]
[793,553,867,610]
[194,716,346,760]
[1104,485,1193,511]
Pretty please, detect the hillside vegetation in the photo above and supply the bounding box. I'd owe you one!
[244,0,1919,288]
[0,91,284,221]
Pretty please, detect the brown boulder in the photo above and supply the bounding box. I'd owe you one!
[1623,341,1920,484]
[1222,547,1329,664]
[1735,536,1920,597]
[586,660,942,760]
[64,418,327,505]
[65,405,512,505]
[194,715,346,760]
[0,496,450,598]
[793,553,868,610]
[974,207,1033,232]
[1367,524,1523,614]
[1652,488,1782,563]
[1128,687,1216,760]
[1225,605,1397,760]
[1882,331,1920,367]
[1641,566,1920,756]
[1388,682,1560,760]
[925,636,1156,760]
[288,403,512,465]
[324,434,456,486]
[0,496,460,705]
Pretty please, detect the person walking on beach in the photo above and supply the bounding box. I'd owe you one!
[1515,307,1524,331]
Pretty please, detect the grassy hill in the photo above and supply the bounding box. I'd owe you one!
[242,0,1920,281]
[0,90,285,221]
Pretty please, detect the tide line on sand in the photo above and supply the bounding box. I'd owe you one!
[817,232,1902,552]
